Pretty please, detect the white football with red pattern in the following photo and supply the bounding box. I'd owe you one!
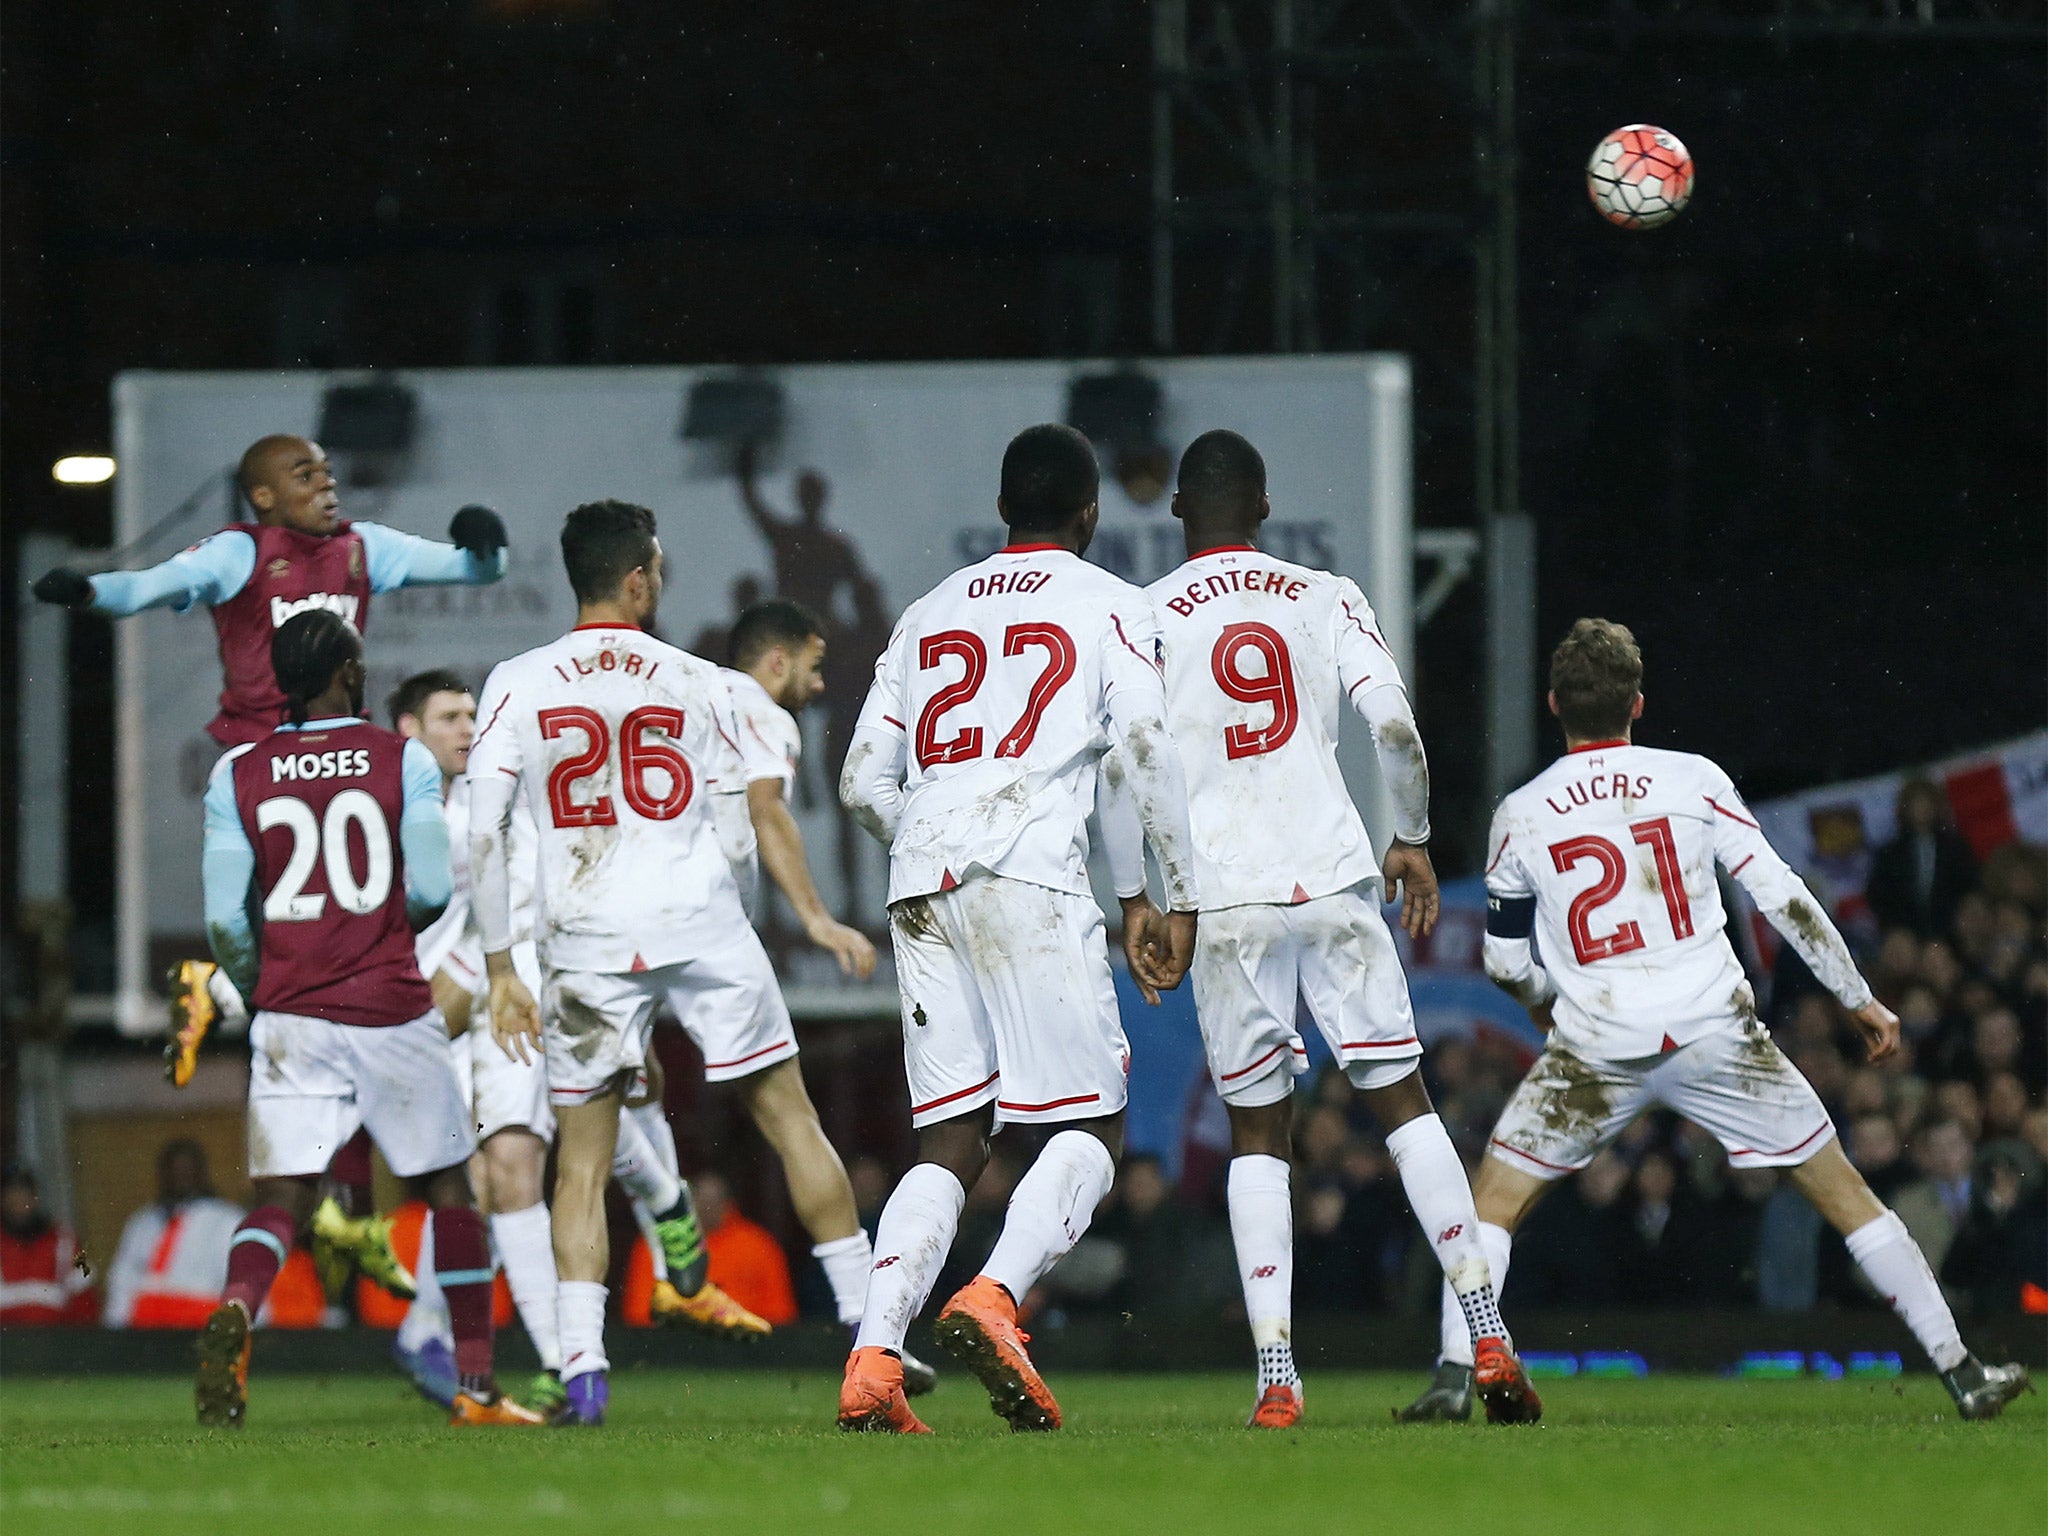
[1586,124,1694,230]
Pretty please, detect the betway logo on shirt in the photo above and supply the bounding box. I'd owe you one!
[270,592,361,629]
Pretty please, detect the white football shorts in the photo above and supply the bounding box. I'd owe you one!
[1191,882,1422,1108]
[246,1008,476,1180]
[541,930,795,1107]
[889,872,1129,1130]
[460,941,553,1141]
[1486,1020,1835,1180]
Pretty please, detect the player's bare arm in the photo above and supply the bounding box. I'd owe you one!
[432,970,474,1036]
[484,949,542,1066]
[747,778,876,978]
[1850,998,1901,1063]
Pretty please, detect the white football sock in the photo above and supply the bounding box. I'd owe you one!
[852,1164,965,1355]
[814,1231,876,1327]
[491,1203,562,1373]
[1440,1220,1513,1367]
[1386,1114,1510,1350]
[630,1197,668,1283]
[1227,1154,1298,1390]
[1845,1210,1966,1372]
[556,1279,610,1381]
[397,1210,450,1352]
[611,1110,683,1215]
[980,1130,1117,1304]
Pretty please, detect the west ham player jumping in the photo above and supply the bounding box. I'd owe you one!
[837,424,1200,1434]
[1399,620,2028,1423]
[194,612,538,1428]
[1123,431,1533,1428]
[39,433,509,1290]
[471,501,816,1426]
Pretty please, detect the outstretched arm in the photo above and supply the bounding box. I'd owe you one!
[734,440,782,539]
[358,518,507,592]
[1708,778,1893,1057]
[47,530,259,618]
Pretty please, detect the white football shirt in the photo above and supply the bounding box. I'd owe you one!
[723,667,802,796]
[845,544,1197,908]
[1147,547,1412,909]
[1484,742,1872,1060]
[468,624,753,974]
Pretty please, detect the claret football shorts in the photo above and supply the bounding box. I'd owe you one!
[889,872,1130,1130]
[247,1007,476,1180]
[1191,881,1423,1108]
[1486,1019,1835,1180]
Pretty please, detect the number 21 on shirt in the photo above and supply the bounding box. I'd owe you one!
[1549,817,1694,964]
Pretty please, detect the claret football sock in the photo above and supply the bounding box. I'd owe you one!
[326,1130,376,1216]
[814,1231,876,1327]
[1845,1210,1967,1372]
[492,1203,563,1373]
[1227,1155,1297,1388]
[432,1207,498,1382]
[222,1206,297,1316]
[980,1130,1117,1304]
[853,1164,966,1355]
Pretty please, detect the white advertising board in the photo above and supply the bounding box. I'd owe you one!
[110,356,1410,1032]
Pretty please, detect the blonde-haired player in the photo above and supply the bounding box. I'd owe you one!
[1399,618,2027,1423]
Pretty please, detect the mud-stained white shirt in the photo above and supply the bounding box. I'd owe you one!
[1143,547,1423,910]
[1483,742,1872,1061]
[468,624,754,974]
[723,667,801,794]
[842,544,1198,909]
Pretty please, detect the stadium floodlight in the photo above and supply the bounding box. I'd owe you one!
[1066,367,1170,504]
[318,377,419,487]
[52,455,117,485]
[317,378,419,454]
[680,375,785,443]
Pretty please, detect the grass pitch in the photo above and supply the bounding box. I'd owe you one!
[2,1369,2037,1536]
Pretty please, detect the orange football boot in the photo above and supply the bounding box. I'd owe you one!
[1474,1337,1543,1424]
[649,1277,771,1340]
[449,1388,546,1427]
[1247,1382,1303,1429]
[194,1300,252,1428]
[837,1346,932,1433]
[932,1276,1062,1432]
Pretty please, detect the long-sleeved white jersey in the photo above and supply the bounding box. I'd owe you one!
[467,624,753,974]
[1482,741,1873,1061]
[841,543,1199,909]
[714,666,801,913]
[1136,546,1428,909]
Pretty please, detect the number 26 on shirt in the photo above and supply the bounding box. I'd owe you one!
[539,705,693,827]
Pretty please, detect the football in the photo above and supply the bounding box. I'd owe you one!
[1586,124,1695,229]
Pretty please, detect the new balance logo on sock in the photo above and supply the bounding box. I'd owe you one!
[1438,1224,1463,1244]
[874,1255,901,1271]
[1250,1265,1278,1279]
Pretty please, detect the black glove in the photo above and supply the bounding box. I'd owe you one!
[448,505,508,559]
[32,568,94,607]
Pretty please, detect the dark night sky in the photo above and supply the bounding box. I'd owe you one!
[2,5,2042,962]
